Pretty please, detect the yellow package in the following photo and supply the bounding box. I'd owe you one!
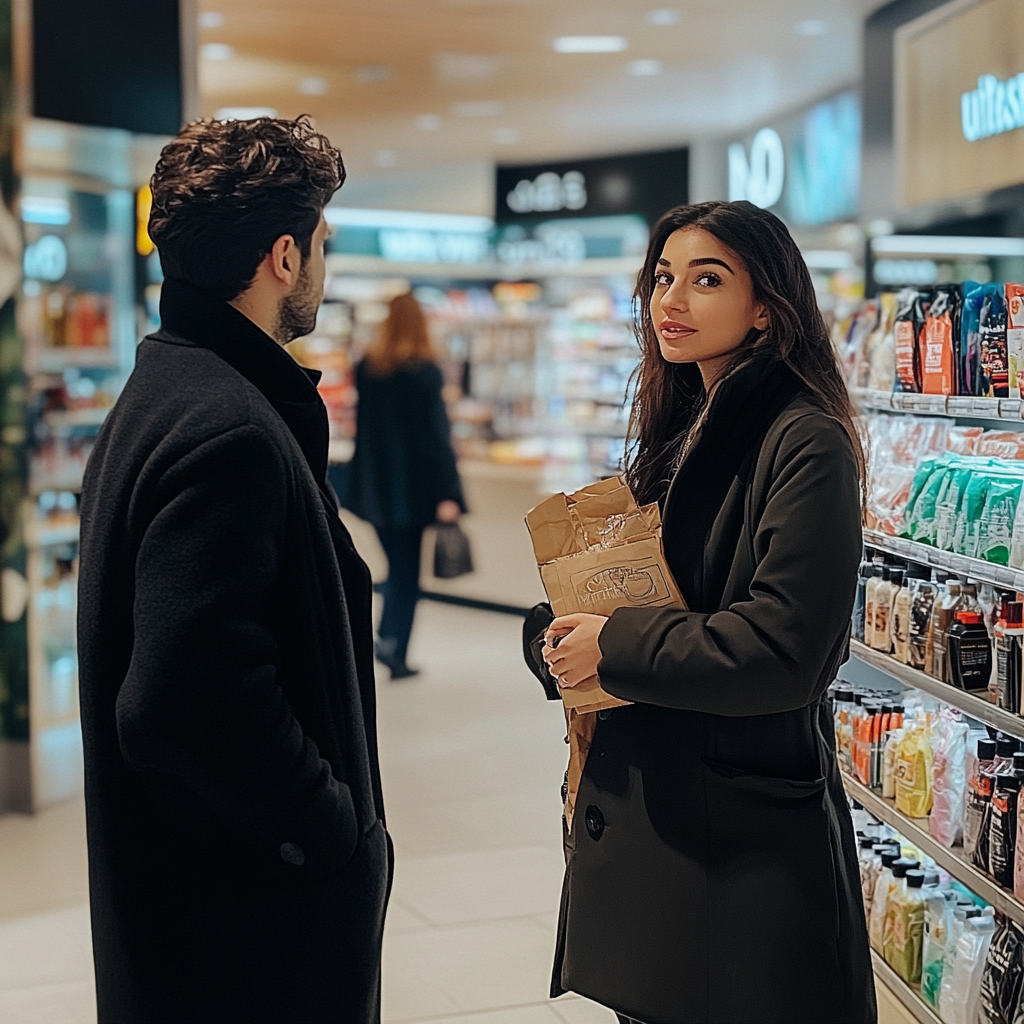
[894,722,934,819]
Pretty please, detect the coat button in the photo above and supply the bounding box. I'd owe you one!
[280,842,305,866]
[584,805,605,841]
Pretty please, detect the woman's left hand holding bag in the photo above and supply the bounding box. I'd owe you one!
[542,613,609,689]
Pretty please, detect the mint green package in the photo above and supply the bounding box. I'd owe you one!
[978,472,1024,565]
[954,471,991,557]
[937,462,976,551]
[908,462,952,545]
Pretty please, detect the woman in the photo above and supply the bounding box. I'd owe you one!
[538,202,873,1024]
[347,291,465,679]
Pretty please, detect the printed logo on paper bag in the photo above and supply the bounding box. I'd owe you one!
[570,561,670,609]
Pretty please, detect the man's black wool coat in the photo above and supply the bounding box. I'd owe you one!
[77,277,390,1023]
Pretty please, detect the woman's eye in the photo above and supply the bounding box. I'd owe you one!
[654,272,672,287]
[694,271,723,287]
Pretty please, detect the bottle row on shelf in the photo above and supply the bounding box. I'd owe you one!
[849,794,1020,1024]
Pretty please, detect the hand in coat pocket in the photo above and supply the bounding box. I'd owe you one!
[543,613,608,688]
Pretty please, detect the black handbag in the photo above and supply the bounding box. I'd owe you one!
[432,522,474,579]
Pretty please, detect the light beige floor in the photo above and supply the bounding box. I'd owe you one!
[0,598,916,1024]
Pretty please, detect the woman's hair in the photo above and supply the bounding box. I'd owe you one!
[364,292,437,375]
[625,200,865,504]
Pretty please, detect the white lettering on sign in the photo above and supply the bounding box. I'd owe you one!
[961,73,1024,142]
[727,127,785,209]
[506,171,587,214]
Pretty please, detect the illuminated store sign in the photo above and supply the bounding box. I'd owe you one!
[505,171,587,215]
[726,90,861,227]
[961,73,1024,142]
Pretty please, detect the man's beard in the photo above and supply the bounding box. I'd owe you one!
[274,258,319,344]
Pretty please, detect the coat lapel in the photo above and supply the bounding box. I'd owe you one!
[662,357,806,612]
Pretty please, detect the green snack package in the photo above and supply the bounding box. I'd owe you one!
[909,462,952,546]
[954,470,991,557]
[937,462,976,551]
[978,472,1024,565]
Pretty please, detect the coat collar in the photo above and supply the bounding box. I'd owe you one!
[154,277,329,485]
[663,355,807,611]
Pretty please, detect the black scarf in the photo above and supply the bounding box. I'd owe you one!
[662,355,807,613]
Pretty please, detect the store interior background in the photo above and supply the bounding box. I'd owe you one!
[3,0,1022,1022]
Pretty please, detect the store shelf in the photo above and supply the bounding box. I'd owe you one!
[852,387,1024,423]
[870,951,942,1024]
[863,528,1024,591]
[844,773,1024,926]
[849,639,1024,741]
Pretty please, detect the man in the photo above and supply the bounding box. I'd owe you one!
[77,116,390,1023]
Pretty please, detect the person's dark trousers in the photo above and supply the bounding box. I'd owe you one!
[375,525,425,666]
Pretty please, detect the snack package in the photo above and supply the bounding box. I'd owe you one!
[980,284,1010,398]
[1010,494,1024,570]
[977,918,1024,1024]
[930,709,969,847]
[867,293,899,392]
[840,299,879,389]
[1006,283,1024,399]
[906,459,952,544]
[954,471,993,557]
[947,425,985,456]
[922,888,952,1008]
[921,286,957,395]
[977,473,1024,565]
[938,462,977,551]
[961,282,986,396]
[895,287,927,393]
[979,432,1024,460]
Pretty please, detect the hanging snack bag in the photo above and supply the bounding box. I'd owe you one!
[868,293,899,393]
[961,282,987,396]
[921,286,957,395]
[895,287,926,392]
[947,425,985,456]
[937,460,976,551]
[978,473,1024,566]
[980,284,1010,398]
[905,457,948,542]
[930,709,969,848]
[1006,283,1024,399]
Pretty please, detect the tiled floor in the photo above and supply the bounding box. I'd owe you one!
[0,599,615,1024]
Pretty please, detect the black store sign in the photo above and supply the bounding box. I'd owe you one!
[495,148,688,227]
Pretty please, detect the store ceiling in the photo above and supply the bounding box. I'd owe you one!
[198,0,877,211]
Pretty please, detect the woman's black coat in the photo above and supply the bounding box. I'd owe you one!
[345,359,465,529]
[77,279,390,1023]
[552,358,874,1024]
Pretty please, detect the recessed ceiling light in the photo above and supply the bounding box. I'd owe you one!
[375,149,398,167]
[416,114,443,131]
[299,77,328,95]
[646,9,679,26]
[215,107,277,120]
[492,127,520,145]
[627,59,662,76]
[355,65,390,84]
[553,36,628,54]
[796,19,828,35]
[198,11,224,28]
[452,100,503,117]
[202,42,234,61]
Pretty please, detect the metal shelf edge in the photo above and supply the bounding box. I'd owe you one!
[870,951,943,1024]
[843,774,1024,926]
[849,640,1024,741]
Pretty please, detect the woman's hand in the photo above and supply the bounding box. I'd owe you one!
[542,613,608,688]
[436,500,461,523]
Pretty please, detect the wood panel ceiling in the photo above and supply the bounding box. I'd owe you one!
[198,0,863,191]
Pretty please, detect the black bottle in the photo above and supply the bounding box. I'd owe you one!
[948,610,993,692]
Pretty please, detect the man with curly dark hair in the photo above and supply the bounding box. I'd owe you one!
[77,116,391,1023]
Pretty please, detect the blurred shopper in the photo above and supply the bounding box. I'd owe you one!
[77,117,390,1024]
[537,202,874,1024]
[346,292,466,679]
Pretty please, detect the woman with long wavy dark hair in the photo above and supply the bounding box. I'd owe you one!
[538,201,874,1024]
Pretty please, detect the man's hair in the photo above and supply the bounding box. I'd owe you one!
[149,115,345,301]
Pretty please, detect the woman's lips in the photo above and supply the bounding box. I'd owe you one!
[659,321,696,341]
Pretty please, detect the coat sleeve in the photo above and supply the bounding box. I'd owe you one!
[597,414,861,717]
[411,362,466,512]
[115,424,359,880]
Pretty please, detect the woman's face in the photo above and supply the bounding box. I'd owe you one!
[650,227,768,385]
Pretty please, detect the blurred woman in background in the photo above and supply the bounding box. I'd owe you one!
[347,291,465,679]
